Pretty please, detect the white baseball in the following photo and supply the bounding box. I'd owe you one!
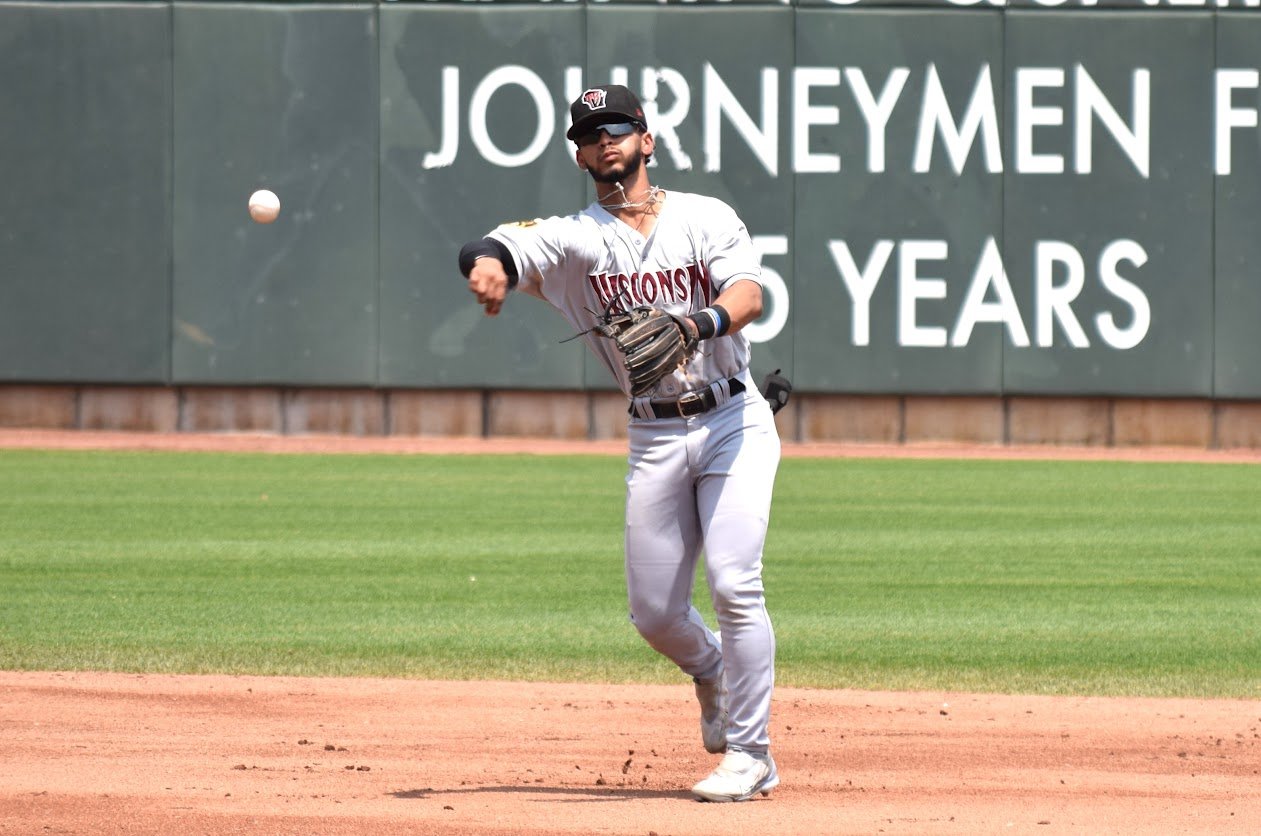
[248,189,280,224]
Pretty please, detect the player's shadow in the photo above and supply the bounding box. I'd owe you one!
[391,785,691,803]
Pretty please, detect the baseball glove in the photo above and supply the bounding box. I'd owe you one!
[595,306,697,398]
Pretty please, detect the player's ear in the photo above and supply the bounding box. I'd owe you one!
[575,149,588,171]
[641,131,655,158]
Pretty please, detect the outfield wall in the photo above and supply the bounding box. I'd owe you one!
[2,1,1261,448]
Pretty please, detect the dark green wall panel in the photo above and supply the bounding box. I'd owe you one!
[0,3,171,383]
[172,4,378,385]
[794,10,1004,394]
[378,6,586,389]
[1001,12,1214,396]
[1214,15,1261,400]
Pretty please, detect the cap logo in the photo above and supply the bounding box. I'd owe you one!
[580,88,607,111]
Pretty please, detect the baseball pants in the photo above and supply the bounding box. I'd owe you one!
[623,381,781,752]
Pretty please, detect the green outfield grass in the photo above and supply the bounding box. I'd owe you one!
[0,449,1257,698]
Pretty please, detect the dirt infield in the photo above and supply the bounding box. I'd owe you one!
[2,429,1259,834]
[2,672,1258,835]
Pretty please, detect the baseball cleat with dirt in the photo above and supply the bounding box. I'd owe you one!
[691,748,779,802]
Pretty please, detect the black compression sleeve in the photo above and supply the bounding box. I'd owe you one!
[457,237,518,287]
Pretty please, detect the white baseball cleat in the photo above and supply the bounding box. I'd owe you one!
[693,667,728,754]
[691,749,779,802]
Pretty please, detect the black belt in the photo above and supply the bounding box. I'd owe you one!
[639,378,745,419]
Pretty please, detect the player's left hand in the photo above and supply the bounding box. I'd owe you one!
[596,307,697,397]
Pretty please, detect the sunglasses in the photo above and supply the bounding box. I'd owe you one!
[575,122,642,147]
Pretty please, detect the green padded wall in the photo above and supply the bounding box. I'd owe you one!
[172,3,379,385]
[0,3,171,382]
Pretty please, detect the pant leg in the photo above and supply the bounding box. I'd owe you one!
[624,420,724,677]
[697,394,781,752]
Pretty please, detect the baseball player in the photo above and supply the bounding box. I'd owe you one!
[457,84,781,803]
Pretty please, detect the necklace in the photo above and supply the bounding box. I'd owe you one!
[600,184,664,239]
[598,183,663,212]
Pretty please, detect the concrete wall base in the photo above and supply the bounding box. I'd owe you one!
[2,385,1259,450]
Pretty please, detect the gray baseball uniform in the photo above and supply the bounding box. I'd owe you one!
[486,190,780,754]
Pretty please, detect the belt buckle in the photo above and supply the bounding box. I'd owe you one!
[675,390,707,417]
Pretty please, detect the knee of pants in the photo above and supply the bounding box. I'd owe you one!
[629,606,682,643]
[708,573,765,619]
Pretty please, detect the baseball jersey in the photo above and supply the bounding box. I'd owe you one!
[486,191,761,400]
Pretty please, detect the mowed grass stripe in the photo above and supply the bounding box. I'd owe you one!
[1,450,1257,697]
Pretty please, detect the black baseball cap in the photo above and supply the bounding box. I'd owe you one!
[566,84,647,141]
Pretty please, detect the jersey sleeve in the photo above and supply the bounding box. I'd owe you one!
[485,217,574,301]
[700,199,762,294]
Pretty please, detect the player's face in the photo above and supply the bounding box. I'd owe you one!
[575,124,651,183]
